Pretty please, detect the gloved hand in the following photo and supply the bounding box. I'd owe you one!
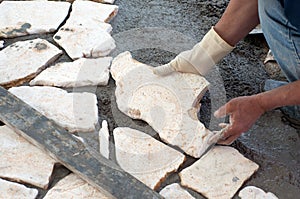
[153,27,234,76]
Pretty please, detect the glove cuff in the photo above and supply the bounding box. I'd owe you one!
[176,27,234,75]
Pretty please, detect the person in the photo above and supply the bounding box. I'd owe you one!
[153,0,300,145]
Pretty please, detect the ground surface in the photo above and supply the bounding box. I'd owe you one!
[1,0,299,198]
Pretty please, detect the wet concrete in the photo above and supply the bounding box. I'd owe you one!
[1,0,299,198]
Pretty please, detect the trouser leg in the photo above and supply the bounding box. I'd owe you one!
[258,0,300,120]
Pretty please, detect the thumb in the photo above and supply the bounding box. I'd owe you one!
[153,63,175,76]
[214,104,229,118]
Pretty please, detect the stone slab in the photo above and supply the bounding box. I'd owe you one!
[30,57,111,87]
[114,127,186,190]
[67,1,118,25]
[53,0,118,59]
[44,173,113,199]
[0,86,163,199]
[54,23,115,60]
[0,125,56,189]
[179,146,259,199]
[79,0,115,4]
[0,1,70,38]
[0,38,62,88]
[249,24,263,34]
[0,178,38,199]
[239,186,278,199]
[8,86,98,133]
[111,51,218,158]
[99,120,110,159]
[264,49,276,64]
[159,183,195,199]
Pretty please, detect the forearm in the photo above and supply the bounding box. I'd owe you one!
[257,80,300,111]
[214,0,259,46]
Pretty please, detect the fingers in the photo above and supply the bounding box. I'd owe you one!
[217,124,242,145]
[214,103,230,118]
[217,135,237,145]
[218,123,229,129]
[152,64,175,76]
[208,129,225,144]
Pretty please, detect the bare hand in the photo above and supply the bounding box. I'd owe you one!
[214,95,266,145]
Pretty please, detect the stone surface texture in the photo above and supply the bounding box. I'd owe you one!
[179,146,259,199]
[0,178,38,199]
[44,173,113,199]
[111,51,217,158]
[239,186,279,199]
[30,57,112,87]
[0,40,3,48]
[67,0,118,25]
[0,126,56,189]
[0,38,62,88]
[99,120,110,159]
[80,0,115,4]
[113,127,186,190]
[53,0,118,59]
[8,86,98,133]
[159,183,195,199]
[0,1,70,38]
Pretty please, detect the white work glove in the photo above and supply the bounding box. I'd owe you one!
[153,27,234,76]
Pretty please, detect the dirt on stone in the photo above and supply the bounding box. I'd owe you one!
[1,0,299,198]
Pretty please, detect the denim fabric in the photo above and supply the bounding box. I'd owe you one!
[281,0,300,30]
[258,0,300,120]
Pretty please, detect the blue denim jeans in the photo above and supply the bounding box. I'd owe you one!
[258,0,300,120]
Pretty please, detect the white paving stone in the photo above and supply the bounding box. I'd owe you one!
[79,0,115,4]
[30,57,111,87]
[53,0,118,59]
[99,120,110,159]
[159,183,195,199]
[239,186,278,199]
[0,1,70,38]
[0,126,56,189]
[67,1,118,25]
[0,40,4,48]
[111,51,218,158]
[44,173,113,199]
[9,86,98,133]
[113,127,186,190]
[54,24,115,60]
[179,146,259,199]
[0,38,62,88]
[0,178,38,199]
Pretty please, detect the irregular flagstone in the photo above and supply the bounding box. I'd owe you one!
[0,126,56,189]
[44,173,112,199]
[0,178,38,199]
[239,186,279,199]
[0,38,62,88]
[8,86,98,133]
[54,24,115,59]
[179,146,259,199]
[79,0,116,4]
[159,183,195,199]
[264,49,276,64]
[53,0,118,59]
[99,120,110,159]
[30,57,112,87]
[0,1,70,38]
[249,24,263,34]
[67,0,118,25]
[111,51,215,158]
[113,127,186,190]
